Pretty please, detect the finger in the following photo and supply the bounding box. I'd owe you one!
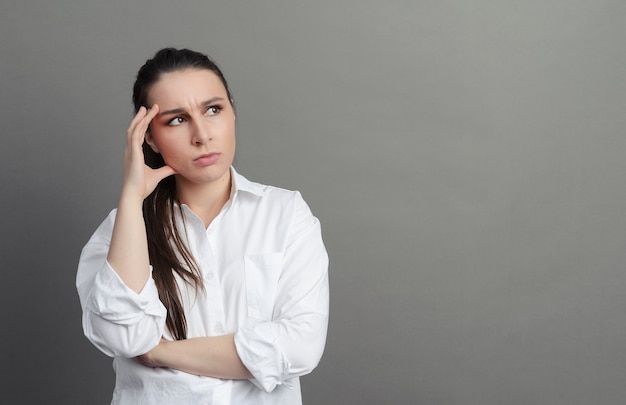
[135,104,160,146]
[130,105,159,147]
[153,164,177,181]
[127,106,147,136]
[126,107,149,148]
[130,106,148,127]
[138,104,159,136]
[145,104,160,122]
[136,104,159,133]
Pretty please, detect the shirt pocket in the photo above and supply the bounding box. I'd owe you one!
[243,252,283,321]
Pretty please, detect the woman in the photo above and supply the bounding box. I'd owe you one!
[76,48,329,404]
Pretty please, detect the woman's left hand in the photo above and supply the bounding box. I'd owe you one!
[137,339,168,368]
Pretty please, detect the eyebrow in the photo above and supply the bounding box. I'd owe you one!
[158,97,225,116]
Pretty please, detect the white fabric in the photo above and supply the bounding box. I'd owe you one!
[76,168,329,405]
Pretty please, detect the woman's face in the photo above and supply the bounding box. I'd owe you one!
[145,68,236,187]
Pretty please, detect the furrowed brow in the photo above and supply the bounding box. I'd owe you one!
[158,97,225,116]
[159,107,185,116]
[201,97,225,106]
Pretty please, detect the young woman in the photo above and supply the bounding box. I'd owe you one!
[76,48,329,404]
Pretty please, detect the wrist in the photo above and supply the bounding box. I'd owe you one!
[152,339,170,368]
[117,189,146,209]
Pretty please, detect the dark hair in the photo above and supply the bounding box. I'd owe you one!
[133,47,233,114]
[133,48,233,340]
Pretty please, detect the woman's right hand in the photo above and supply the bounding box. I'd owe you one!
[122,104,176,201]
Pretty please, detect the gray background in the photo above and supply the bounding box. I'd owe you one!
[1,1,625,404]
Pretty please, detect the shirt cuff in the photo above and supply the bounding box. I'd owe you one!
[234,320,294,392]
[88,261,165,325]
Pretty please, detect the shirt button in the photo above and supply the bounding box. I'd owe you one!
[206,273,214,281]
[214,323,224,333]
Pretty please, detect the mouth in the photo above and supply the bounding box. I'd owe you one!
[193,152,221,167]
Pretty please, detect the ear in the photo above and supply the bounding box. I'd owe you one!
[145,130,160,153]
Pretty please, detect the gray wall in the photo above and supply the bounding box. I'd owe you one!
[2,1,626,404]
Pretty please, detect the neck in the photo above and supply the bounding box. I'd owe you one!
[175,170,232,228]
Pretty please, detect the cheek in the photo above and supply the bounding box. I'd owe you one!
[151,129,176,149]
[159,142,181,158]
[226,131,236,152]
[225,122,236,142]
[151,138,181,162]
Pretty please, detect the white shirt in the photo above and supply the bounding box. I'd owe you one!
[76,168,329,405]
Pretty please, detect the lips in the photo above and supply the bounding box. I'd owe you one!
[193,152,221,167]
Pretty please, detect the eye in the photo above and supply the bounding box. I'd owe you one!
[205,105,222,116]
[167,116,185,126]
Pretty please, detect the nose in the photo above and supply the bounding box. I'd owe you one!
[191,120,212,145]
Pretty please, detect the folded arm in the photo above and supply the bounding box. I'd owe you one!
[138,335,252,379]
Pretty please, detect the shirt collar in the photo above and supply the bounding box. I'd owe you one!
[177,167,264,223]
[230,166,265,197]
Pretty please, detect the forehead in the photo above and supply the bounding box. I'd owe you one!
[147,68,227,105]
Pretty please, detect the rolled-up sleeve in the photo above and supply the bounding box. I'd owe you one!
[76,210,166,358]
[234,192,329,392]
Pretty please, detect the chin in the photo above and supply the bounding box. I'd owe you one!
[188,168,231,184]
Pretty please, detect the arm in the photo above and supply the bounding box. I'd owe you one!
[77,230,167,358]
[235,192,329,391]
[107,104,176,292]
[138,335,253,379]
[76,105,176,357]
